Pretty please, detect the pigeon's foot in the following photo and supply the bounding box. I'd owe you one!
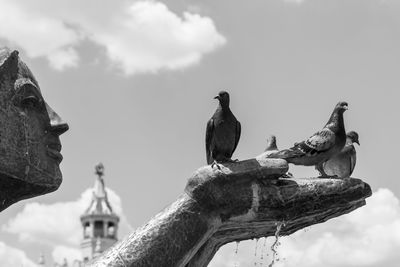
[281,172,294,178]
[315,164,332,178]
[210,158,238,170]
[211,160,222,170]
[218,157,239,163]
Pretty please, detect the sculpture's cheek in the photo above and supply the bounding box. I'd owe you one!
[0,106,30,180]
[0,104,62,210]
[23,108,63,188]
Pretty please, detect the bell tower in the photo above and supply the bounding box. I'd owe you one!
[80,163,119,263]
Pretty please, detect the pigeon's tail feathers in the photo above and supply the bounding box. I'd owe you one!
[206,152,213,165]
[267,147,304,159]
[205,118,214,165]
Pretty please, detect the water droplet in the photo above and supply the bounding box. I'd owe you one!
[254,238,260,265]
[254,238,259,256]
[260,237,268,262]
[235,241,240,254]
[233,241,240,267]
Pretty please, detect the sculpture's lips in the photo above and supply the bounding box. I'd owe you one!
[46,142,63,163]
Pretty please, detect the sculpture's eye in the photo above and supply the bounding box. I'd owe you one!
[21,95,41,109]
[15,82,43,111]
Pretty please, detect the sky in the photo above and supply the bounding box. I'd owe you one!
[0,0,400,266]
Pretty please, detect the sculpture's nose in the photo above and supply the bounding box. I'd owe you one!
[45,103,69,135]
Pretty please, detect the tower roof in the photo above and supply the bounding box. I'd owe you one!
[83,163,114,216]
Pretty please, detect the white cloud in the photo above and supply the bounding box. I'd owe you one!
[0,242,38,267]
[2,188,133,247]
[48,47,80,70]
[210,188,400,267]
[93,1,226,74]
[0,0,82,71]
[0,0,226,74]
[52,245,82,266]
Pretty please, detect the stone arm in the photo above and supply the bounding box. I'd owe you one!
[89,154,371,267]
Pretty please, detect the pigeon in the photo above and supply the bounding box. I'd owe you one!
[264,135,278,155]
[264,135,293,178]
[268,101,348,177]
[206,91,241,167]
[322,131,359,178]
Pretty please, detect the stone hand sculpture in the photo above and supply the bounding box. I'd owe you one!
[0,48,69,212]
[90,153,371,267]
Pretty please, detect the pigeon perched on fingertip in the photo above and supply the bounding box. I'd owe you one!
[268,101,348,178]
[322,131,359,178]
[264,135,278,154]
[206,91,241,168]
[264,135,293,178]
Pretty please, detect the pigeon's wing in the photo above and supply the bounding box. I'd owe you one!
[206,118,215,164]
[232,120,241,155]
[269,129,336,160]
[296,128,336,155]
[348,146,357,175]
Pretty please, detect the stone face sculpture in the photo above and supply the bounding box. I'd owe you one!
[0,48,69,212]
[90,154,371,267]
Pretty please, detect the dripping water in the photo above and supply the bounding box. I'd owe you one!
[258,237,268,266]
[253,238,259,266]
[233,241,240,267]
[268,221,285,267]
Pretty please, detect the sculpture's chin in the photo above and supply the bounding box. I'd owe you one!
[0,173,61,212]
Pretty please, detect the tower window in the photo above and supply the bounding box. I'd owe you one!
[94,221,104,237]
[107,222,115,238]
[84,222,91,238]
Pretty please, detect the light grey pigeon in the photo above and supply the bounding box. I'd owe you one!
[322,131,359,178]
[264,135,293,177]
[268,101,348,177]
[264,135,278,155]
[206,91,241,166]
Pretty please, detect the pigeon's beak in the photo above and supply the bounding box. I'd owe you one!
[343,105,348,110]
[355,140,360,145]
[214,95,220,100]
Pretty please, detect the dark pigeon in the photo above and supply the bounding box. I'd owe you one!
[268,101,348,177]
[322,131,359,178]
[206,91,241,166]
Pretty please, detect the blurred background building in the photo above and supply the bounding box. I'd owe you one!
[38,163,120,267]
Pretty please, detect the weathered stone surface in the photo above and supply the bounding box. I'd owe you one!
[88,194,222,267]
[0,48,69,212]
[90,156,371,267]
[187,177,371,267]
[185,158,288,214]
